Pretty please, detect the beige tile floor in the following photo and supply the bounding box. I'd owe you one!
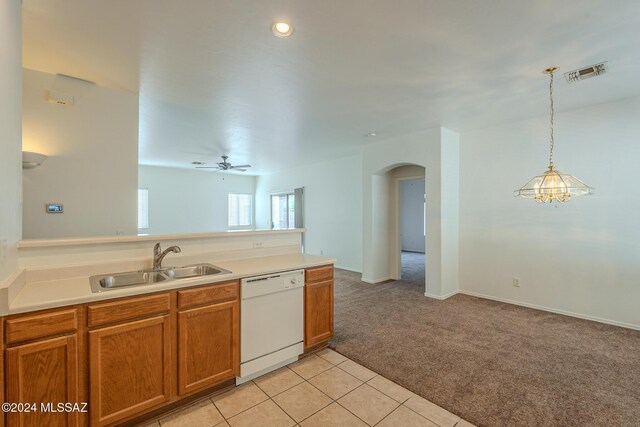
[140,349,476,427]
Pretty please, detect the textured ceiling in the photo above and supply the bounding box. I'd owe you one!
[23,0,640,174]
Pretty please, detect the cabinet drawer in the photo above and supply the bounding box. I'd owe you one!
[178,281,238,310]
[88,293,171,328]
[6,308,78,344]
[305,265,334,284]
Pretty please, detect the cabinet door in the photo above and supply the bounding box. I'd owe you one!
[304,279,334,349]
[89,315,171,426]
[178,300,239,395]
[5,335,79,427]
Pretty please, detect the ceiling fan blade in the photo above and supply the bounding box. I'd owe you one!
[233,168,247,172]
[196,166,222,169]
[230,164,251,169]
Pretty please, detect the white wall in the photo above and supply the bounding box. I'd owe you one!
[138,165,256,235]
[0,0,22,284]
[400,179,426,253]
[440,128,460,297]
[459,96,640,328]
[362,128,460,298]
[22,68,138,239]
[255,154,363,272]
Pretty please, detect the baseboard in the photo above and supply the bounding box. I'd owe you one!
[424,290,457,300]
[459,290,640,331]
[334,265,362,274]
[361,276,393,284]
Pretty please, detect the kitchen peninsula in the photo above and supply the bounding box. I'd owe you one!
[0,229,335,426]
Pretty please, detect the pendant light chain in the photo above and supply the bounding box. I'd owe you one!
[549,70,555,168]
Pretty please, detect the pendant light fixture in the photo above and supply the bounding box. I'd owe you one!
[515,67,593,203]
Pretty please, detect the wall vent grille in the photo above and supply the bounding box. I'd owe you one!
[564,62,608,83]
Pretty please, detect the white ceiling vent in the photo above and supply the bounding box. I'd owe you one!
[564,62,608,83]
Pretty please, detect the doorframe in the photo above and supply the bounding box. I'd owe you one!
[391,174,426,280]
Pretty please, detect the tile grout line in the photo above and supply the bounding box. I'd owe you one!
[308,365,364,394]
[154,352,457,427]
[372,404,401,427]
[332,347,468,425]
[289,361,334,381]
[269,391,321,426]
[401,401,452,427]
[280,377,335,424]
[211,381,270,423]
[219,355,339,426]
[333,382,385,426]
[253,366,305,398]
[266,396,298,426]
[334,360,376,382]
[263,396,297,426]
[334,399,374,426]
[365,375,414,405]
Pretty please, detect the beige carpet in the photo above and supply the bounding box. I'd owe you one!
[329,263,640,427]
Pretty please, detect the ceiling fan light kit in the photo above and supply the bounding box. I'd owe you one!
[515,67,594,203]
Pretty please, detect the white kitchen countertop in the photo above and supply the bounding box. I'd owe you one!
[7,253,335,315]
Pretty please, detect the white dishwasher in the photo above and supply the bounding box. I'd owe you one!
[237,269,304,384]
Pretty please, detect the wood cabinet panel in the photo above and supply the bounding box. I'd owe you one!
[87,293,170,328]
[5,308,78,345]
[89,315,171,426]
[304,279,334,349]
[5,335,79,427]
[177,281,238,310]
[305,265,333,284]
[177,300,239,395]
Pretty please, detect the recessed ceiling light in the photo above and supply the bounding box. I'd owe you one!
[365,132,377,137]
[272,21,294,38]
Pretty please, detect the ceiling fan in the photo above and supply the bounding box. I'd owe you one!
[195,155,251,172]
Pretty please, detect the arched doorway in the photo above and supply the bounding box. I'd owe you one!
[362,163,427,291]
[360,127,459,299]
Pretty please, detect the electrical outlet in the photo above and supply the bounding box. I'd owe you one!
[253,241,264,249]
[513,277,521,287]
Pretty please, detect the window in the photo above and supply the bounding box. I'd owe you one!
[138,188,149,229]
[271,193,295,229]
[228,193,253,229]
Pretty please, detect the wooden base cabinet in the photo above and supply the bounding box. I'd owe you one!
[0,277,280,425]
[5,335,79,427]
[304,266,334,349]
[88,315,172,426]
[178,299,239,395]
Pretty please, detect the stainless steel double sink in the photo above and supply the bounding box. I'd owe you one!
[89,263,231,293]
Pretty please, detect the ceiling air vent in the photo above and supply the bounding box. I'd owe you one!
[564,62,608,83]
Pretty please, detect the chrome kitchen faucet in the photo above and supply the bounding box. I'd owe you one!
[152,243,181,270]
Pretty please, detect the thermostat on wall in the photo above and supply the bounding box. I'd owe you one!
[46,203,64,213]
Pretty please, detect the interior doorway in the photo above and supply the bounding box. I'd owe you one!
[399,178,426,284]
